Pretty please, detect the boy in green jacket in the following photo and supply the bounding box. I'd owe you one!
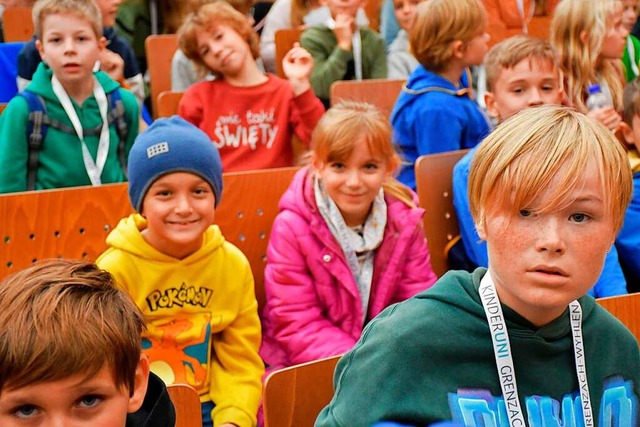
[0,0,139,193]
[316,106,640,427]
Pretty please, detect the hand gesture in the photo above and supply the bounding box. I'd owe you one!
[99,49,125,84]
[587,106,622,132]
[333,13,354,51]
[283,43,314,81]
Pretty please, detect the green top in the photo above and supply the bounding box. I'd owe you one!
[300,25,387,102]
[316,268,640,426]
[623,34,640,82]
[0,62,139,193]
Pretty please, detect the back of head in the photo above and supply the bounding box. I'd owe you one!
[32,0,103,40]
[551,0,623,111]
[0,260,145,394]
[128,116,224,212]
[312,101,415,206]
[178,0,260,76]
[469,105,632,234]
[484,35,559,93]
[623,77,640,125]
[409,0,486,72]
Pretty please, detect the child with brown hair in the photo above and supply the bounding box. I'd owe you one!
[261,101,437,371]
[0,259,175,427]
[316,105,640,427]
[177,0,324,172]
[391,0,491,190]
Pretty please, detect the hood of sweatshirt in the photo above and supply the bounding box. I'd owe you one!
[26,62,121,103]
[105,213,226,264]
[125,373,176,427]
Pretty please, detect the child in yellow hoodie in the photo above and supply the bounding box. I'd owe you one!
[97,116,263,427]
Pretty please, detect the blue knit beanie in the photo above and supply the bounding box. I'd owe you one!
[127,116,223,211]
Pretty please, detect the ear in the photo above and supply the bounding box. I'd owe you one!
[127,354,150,413]
[619,121,635,148]
[579,30,588,44]
[311,153,325,172]
[450,40,465,59]
[484,91,500,120]
[98,36,107,52]
[475,215,487,241]
[35,39,45,62]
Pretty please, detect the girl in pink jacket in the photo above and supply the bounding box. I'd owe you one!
[260,101,438,370]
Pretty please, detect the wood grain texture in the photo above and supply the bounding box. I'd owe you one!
[3,7,33,42]
[263,355,341,427]
[597,293,640,343]
[167,383,202,427]
[145,34,178,118]
[329,78,405,120]
[157,91,184,118]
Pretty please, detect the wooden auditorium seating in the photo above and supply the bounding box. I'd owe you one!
[414,149,470,278]
[329,78,405,119]
[0,166,298,312]
[263,355,341,427]
[597,293,640,343]
[3,6,33,42]
[167,384,203,427]
[157,90,184,118]
[145,34,178,118]
[274,28,302,79]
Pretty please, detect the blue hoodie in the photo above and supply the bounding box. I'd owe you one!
[453,147,629,297]
[390,65,491,190]
[615,151,640,291]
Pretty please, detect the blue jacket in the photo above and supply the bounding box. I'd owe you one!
[453,147,628,297]
[390,66,491,190]
[616,168,640,291]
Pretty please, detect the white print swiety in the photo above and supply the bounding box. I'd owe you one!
[213,108,279,150]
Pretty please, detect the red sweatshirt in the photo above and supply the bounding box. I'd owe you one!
[178,74,324,172]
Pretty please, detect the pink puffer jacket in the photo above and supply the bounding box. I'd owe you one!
[260,167,437,369]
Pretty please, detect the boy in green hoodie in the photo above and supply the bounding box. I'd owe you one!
[0,0,139,193]
[316,106,640,427]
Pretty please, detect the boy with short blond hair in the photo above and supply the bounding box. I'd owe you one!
[300,0,387,106]
[0,0,139,194]
[391,0,491,190]
[0,259,175,427]
[616,77,640,290]
[316,105,640,426]
[97,116,263,427]
[452,35,628,297]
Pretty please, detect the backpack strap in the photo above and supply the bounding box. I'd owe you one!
[107,88,129,177]
[20,90,47,191]
[401,83,471,97]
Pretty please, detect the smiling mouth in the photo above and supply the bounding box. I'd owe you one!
[168,219,199,225]
[530,267,568,277]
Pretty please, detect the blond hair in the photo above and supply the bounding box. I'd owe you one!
[485,35,560,93]
[551,0,625,112]
[409,0,487,72]
[178,1,260,77]
[33,0,102,39]
[311,101,415,207]
[0,260,145,394]
[469,105,632,235]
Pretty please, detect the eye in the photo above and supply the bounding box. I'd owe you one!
[12,404,39,419]
[199,46,209,56]
[542,84,556,92]
[48,37,61,43]
[77,394,103,409]
[330,162,345,170]
[154,189,171,197]
[193,187,209,195]
[364,162,380,170]
[511,87,524,94]
[570,213,590,223]
[519,209,532,217]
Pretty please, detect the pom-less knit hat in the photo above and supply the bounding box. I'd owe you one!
[127,116,223,211]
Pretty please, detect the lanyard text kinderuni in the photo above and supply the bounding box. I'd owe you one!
[478,272,593,427]
[51,75,110,186]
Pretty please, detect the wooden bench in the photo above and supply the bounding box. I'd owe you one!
[0,167,298,311]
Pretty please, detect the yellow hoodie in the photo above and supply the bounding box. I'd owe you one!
[97,214,263,427]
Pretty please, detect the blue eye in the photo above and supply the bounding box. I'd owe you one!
[13,404,38,419]
[570,213,589,223]
[78,394,103,408]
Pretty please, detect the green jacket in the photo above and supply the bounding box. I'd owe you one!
[0,62,139,193]
[316,269,640,427]
[300,25,386,102]
[623,34,640,82]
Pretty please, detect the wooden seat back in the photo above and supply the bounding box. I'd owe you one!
[157,90,184,118]
[275,28,302,78]
[145,34,178,118]
[0,167,298,311]
[167,383,203,427]
[3,6,33,42]
[329,78,405,119]
[597,293,640,342]
[414,149,469,278]
[263,355,341,427]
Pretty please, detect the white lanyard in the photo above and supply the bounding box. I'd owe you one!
[51,75,109,186]
[627,37,640,78]
[478,271,593,427]
[516,0,535,34]
[353,29,363,81]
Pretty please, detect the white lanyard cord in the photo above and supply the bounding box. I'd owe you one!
[51,75,109,186]
[516,0,535,34]
[627,37,640,78]
[353,29,363,81]
[478,272,593,427]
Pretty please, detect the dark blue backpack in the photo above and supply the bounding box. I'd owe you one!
[20,88,129,190]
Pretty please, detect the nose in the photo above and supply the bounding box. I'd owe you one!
[535,217,566,254]
[345,169,362,188]
[173,194,193,215]
[402,2,412,13]
[63,38,76,54]
[527,88,543,106]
